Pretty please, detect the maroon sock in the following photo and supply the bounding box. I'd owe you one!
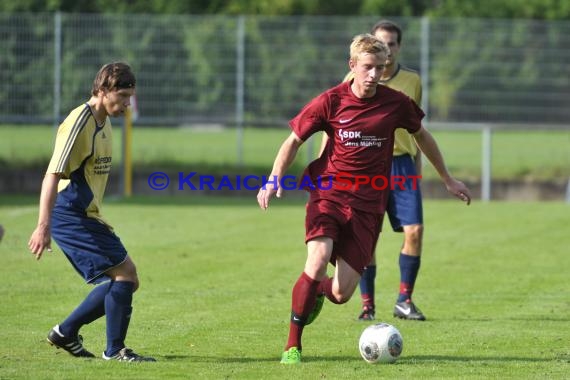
[285,272,320,351]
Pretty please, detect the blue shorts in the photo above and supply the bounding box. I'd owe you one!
[51,207,128,284]
[386,154,423,232]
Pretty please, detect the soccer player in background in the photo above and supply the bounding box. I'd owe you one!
[257,34,471,364]
[28,62,155,362]
[320,20,429,321]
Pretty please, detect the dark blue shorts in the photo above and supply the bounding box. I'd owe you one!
[51,207,128,284]
[386,154,423,232]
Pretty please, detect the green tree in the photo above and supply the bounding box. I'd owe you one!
[2,0,570,19]
[427,0,570,20]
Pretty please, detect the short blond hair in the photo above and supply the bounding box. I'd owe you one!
[349,33,389,61]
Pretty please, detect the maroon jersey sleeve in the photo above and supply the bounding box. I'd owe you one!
[289,92,335,141]
[398,96,424,134]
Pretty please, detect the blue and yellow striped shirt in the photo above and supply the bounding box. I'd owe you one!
[47,104,113,226]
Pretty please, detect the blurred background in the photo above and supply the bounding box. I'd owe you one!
[1,0,569,200]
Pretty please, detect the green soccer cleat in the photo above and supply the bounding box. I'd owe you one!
[305,294,325,326]
[280,347,302,364]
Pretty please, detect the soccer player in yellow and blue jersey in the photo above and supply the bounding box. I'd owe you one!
[362,20,427,321]
[28,62,155,362]
[320,20,433,321]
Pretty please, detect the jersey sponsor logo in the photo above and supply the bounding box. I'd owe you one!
[339,128,387,148]
[339,118,353,124]
[94,156,112,164]
[94,156,112,175]
[338,128,361,141]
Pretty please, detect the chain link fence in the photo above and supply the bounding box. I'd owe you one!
[1,13,570,127]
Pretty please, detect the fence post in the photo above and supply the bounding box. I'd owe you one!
[481,126,492,201]
[122,108,133,197]
[420,16,430,120]
[53,11,62,128]
[236,15,245,167]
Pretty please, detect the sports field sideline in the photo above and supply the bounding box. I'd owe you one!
[1,125,569,181]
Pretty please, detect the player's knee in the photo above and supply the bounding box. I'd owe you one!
[132,277,140,292]
[128,266,139,291]
[406,224,423,243]
[107,259,139,286]
[304,261,329,280]
[122,261,138,281]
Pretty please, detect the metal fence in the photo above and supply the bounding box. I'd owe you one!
[1,13,570,127]
[2,13,569,201]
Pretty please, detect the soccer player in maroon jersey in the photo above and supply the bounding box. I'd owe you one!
[257,34,471,364]
[323,20,433,322]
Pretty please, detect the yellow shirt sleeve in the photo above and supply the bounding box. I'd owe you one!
[384,67,422,157]
[47,105,92,177]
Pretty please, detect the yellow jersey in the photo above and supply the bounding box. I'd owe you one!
[343,65,422,157]
[47,104,113,226]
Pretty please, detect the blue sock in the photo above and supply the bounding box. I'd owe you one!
[359,265,376,307]
[59,282,111,337]
[104,281,134,357]
[398,253,421,303]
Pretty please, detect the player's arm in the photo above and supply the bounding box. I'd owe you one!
[257,132,304,210]
[412,126,471,205]
[318,132,329,157]
[28,173,61,260]
[414,151,422,176]
[316,72,350,158]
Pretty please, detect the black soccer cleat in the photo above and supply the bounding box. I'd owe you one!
[47,325,95,357]
[358,305,375,321]
[102,348,157,362]
[393,300,426,321]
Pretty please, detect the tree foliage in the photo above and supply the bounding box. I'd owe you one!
[1,0,569,19]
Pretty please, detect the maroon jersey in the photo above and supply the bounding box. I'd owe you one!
[290,81,424,214]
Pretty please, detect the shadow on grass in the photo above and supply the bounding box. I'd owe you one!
[164,354,277,363]
[427,316,570,322]
[0,194,309,208]
[402,354,566,363]
[161,354,563,364]
[106,194,309,207]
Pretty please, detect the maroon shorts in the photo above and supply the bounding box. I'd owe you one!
[305,198,383,274]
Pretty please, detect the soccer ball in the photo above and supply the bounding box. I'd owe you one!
[358,323,403,364]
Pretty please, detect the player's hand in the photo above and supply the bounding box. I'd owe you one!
[257,176,283,210]
[445,177,471,205]
[28,224,53,260]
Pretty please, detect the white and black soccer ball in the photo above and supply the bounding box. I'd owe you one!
[358,323,403,364]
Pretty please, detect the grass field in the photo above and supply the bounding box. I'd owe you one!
[1,125,569,180]
[1,195,569,379]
